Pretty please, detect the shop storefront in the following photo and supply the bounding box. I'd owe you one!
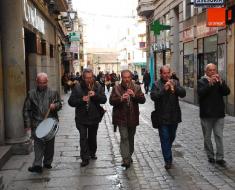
[197,35,218,79]
[183,41,194,88]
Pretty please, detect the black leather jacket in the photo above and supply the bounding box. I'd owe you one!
[150,79,186,125]
[23,87,62,129]
[68,80,107,125]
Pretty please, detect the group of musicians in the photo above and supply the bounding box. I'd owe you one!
[23,63,230,173]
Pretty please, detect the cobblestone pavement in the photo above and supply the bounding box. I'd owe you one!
[1,92,235,190]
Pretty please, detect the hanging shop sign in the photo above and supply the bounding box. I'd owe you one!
[68,32,80,42]
[23,0,45,34]
[151,41,170,52]
[150,20,171,35]
[194,0,225,7]
[207,8,226,27]
[226,5,235,25]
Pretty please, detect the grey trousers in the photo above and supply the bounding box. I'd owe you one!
[118,126,136,161]
[33,137,55,167]
[200,118,224,160]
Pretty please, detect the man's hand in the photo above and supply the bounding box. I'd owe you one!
[164,82,171,91]
[49,103,56,110]
[121,93,130,102]
[127,89,135,97]
[83,96,89,102]
[212,74,222,84]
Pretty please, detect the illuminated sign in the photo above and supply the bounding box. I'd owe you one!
[207,8,226,27]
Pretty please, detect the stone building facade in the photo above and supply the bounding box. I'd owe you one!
[138,0,235,115]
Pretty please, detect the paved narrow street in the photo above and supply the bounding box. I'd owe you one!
[1,92,235,190]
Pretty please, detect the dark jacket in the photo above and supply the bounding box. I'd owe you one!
[23,88,62,129]
[197,77,230,118]
[109,81,146,127]
[143,72,151,85]
[150,79,186,125]
[68,80,107,125]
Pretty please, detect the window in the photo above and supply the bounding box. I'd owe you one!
[50,44,54,58]
[183,41,194,88]
[183,0,194,20]
[41,40,46,55]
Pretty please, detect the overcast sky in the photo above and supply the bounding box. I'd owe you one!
[72,0,137,49]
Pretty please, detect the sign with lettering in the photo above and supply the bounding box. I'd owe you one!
[194,0,225,7]
[23,0,45,34]
[207,8,226,27]
[151,42,170,52]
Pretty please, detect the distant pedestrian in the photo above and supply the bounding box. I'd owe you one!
[143,70,151,94]
[68,69,107,167]
[150,65,186,169]
[197,63,230,167]
[109,70,145,168]
[105,72,111,92]
[23,73,62,173]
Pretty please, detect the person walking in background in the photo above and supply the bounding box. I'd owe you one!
[68,69,107,167]
[150,65,186,169]
[197,63,230,167]
[23,73,62,173]
[109,70,145,169]
[143,70,151,94]
[105,71,111,92]
[61,73,69,94]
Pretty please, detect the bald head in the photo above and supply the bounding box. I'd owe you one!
[36,72,48,91]
[160,65,171,81]
[205,63,217,77]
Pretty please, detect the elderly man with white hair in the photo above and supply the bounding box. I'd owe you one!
[23,72,62,173]
[197,63,230,167]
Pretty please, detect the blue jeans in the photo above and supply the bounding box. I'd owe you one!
[158,124,178,163]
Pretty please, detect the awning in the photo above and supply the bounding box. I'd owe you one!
[133,62,146,67]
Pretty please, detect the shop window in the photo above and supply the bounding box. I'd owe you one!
[183,41,194,88]
[183,0,194,20]
[50,44,54,58]
[41,40,46,55]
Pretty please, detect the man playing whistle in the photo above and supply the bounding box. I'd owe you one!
[150,65,186,169]
[197,63,230,167]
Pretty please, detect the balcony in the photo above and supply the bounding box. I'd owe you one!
[137,0,155,18]
[44,0,68,12]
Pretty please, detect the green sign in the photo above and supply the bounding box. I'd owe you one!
[150,20,171,35]
[68,32,80,42]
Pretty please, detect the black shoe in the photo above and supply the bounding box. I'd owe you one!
[164,163,172,170]
[208,158,215,163]
[216,160,226,167]
[80,159,89,167]
[90,154,97,160]
[130,158,133,163]
[121,160,130,169]
[43,164,52,169]
[28,166,42,173]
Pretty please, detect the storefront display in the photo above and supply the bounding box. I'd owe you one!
[183,41,194,88]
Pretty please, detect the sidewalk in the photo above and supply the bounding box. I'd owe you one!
[0,93,235,190]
